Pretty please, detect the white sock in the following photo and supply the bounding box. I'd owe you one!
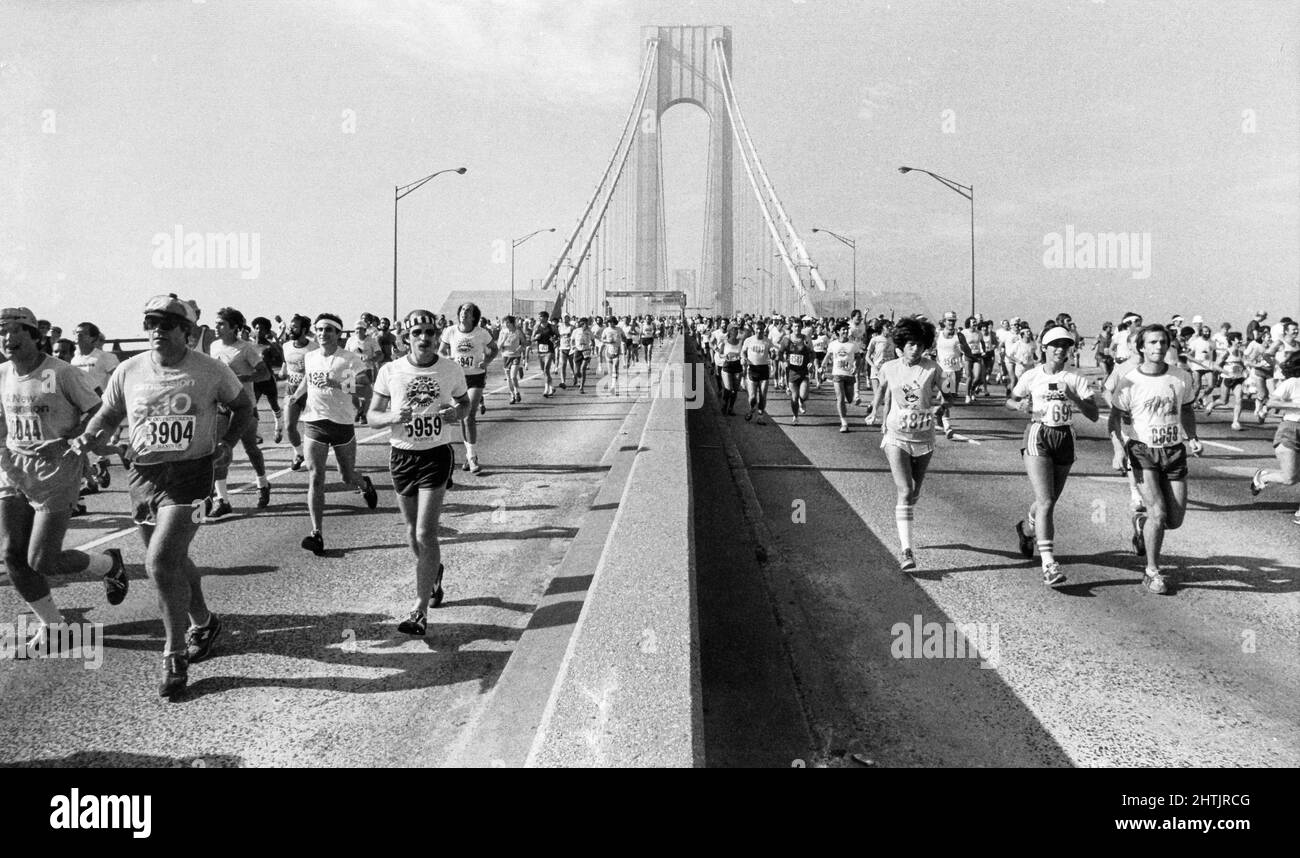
[465,442,476,459]
[895,503,914,551]
[84,552,113,576]
[256,475,269,488]
[214,479,229,501]
[292,444,302,456]
[1037,539,1055,566]
[29,595,63,628]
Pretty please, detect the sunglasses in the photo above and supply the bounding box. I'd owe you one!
[409,327,438,338]
[143,316,182,332]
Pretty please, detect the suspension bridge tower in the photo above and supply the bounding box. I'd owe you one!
[636,26,734,315]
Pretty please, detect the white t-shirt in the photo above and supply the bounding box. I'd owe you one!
[1,356,100,454]
[282,339,320,388]
[70,348,120,393]
[1272,377,1300,422]
[881,358,943,443]
[742,336,773,366]
[1112,365,1196,448]
[935,331,964,372]
[440,326,494,376]
[373,356,468,450]
[302,348,368,425]
[1013,366,1092,428]
[825,340,860,377]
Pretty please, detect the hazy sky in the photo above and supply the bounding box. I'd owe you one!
[2,0,1297,339]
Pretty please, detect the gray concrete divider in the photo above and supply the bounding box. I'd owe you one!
[526,335,702,767]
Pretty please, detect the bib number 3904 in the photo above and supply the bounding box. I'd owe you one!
[404,415,442,439]
[144,415,195,451]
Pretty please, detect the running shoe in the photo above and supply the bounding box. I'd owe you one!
[755,414,766,426]
[290,453,305,471]
[95,459,111,489]
[1015,520,1034,559]
[80,479,99,495]
[944,426,956,440]
[274,427,283,444]
[71,503,88,518]
[185,613,222,663]
[1231,421,1243,431]
[899,549,916,571]
[1131,512,1147,557]
[468,456,483,476]
[257,486,271,508]
[479,401,486,415]
[853,397,862,407]
[301,531,325,555]
[397,610,427,636]
[559,382,567,389]
[358,415,369,426]
[159,654,188,699]
[839,423,849,433]
[362,475,378,509]
[1142,569,1169,595]
[1250,468,1265,497]
[431,563,445,607]
[1292,512,1300,527]
[209,498,233,518]
[745,410,753,422]
[103,548,128,606]
[799,403,807,415]
[1041,562,1066,587]
[792,415,799,425]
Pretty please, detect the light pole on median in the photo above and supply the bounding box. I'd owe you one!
[394,166,467,320]
[898,166,975,319]
[511,227,556,318]
[811,227,857,315]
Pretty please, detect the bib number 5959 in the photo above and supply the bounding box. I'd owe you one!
[404,415,442,439]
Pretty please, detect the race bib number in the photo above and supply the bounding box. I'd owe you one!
[538,343,550,354]
[144,415,195,452]
[788,354,805,367]
[7,416,43,443]
[941,356,962,371]
[403,414,443,440]
[897,409,934,432]
[1044,401,1073,425]
[834,355,852,374]
[456,355,477,369]
[1147,423,1181,447]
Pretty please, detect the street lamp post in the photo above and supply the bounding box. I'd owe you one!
[511,227,556,318]
[811,227,857,315]
[898,166,974,319]
[394,166,467,320]
[756,266,774,315]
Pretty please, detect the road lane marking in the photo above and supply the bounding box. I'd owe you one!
[1200,440,1244,452]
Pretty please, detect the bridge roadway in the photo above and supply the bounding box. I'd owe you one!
[0,355,676,767]
[694,349,1299,767]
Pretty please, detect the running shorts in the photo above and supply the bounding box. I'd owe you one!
[814,351,827,366]
[835,376,855,398]
[786,369,809,386]
[390,444,454,496]
[304,420,356,448]
[1222,377,1244,390]
[465,372,486,390]
[127,454,215,526]
[747,364,771,382]
[722,359,742,376]
[641,336,654,347]
[253,378,280,405]
[1022,422,1076,466]
[1274,421,1300,452]
[572,350,588,363]
[1126,440,1189,482]
[0,452,86,513]
[881,433,934,458]
[503,356,521,372]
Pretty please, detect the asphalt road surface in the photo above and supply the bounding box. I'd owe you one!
[0,357,663,767]
[695,356,1298,767]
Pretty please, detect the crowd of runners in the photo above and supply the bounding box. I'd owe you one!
[690,307,1300,591]
[2,296,1296,697]
[0,298,678,697]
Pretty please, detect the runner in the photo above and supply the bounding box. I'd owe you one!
[825,323,860,433]
[740,323,776,425]
[1093,321,1115,376]
[640,315,657,364]
[534,310,558,397]
[1250,351,1300,524]
[345,316,380,425]
[71,294,252,698]
[717,325,744,415]
[497,315,524,404]
[439,302,497,474]
[600,315,623,392]
[1006,326,1100,586]
[1108,324,1202,594]
[556,315,574,390]
[2,307,127,655]
[960,315,987,403]
[250,316,286,444]
[368,310,469,635]
[871,316,945,571]
[208,307,271,514]
[280,314,318,470]
[69,321,121,491]
[847,310,868,405]
[292,313,379,555]
[811,324,830,388]
[780,325,815,425]
[570,317,594,394]
[1206,331,1248,430]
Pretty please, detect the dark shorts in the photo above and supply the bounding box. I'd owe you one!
[390,444,454,496]
[1274,421,1300,452]
[786,371,809,387]
[1222,376,1245,390]
[814,351,826,365]
[465,372,486,390]
[722,359,742,376]
[1022,422,1076,466]
[747,364,771,382]
[835,376,855,398]
[641,337,654,346]
[253,378,280,406]
[1126,440,1189,482]
[572,350,588,363]
[128,454,215,526]
[503,355,521,371]
[304,419,356,447]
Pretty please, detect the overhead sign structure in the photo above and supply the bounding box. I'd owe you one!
[606,290,686,304]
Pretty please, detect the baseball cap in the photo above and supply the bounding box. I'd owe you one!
[1192,315,1204,324]
[1042,326,1075,347]
[143,294,198,324]
[943,310,958,320]
[0,307,39,329]
[1255,310,1268,318]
